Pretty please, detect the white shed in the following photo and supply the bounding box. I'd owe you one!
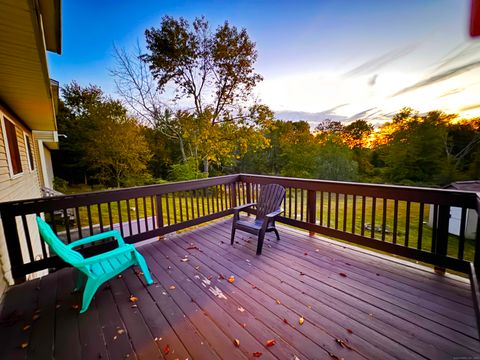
[427,181,479,239]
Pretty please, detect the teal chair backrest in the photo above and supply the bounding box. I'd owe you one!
[36,216,85,265]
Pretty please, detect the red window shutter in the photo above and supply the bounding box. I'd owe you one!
[4,120,22,175]
[471,0,480,37]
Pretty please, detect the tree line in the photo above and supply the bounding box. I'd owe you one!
[52,16,480,190]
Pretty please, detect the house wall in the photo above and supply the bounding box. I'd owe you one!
[428,204,478,240]
[0,105,45,294]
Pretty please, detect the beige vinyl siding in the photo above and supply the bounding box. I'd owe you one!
[0,107,45,292]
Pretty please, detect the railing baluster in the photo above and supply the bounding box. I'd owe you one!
[320,191,324,226]
[21,215,34,262]
[63,209,72,243]
[201,188,206,216]
[351,195,356,234]
[307,190,316,236]
[294,188,298,220]
[417,202,424,250]
[165,193,171,226]
[143,197,149,231]
[75,206,83,239]
[405,201,411,247]
[172,192,178,224]
[371,197,376,239]
[392,200,398,244]
[126,200,133,236]
[288,187,292,218]
[184,191,190,221]
[151,195,156,228]
[135,198,141,234]
[156,194,164,229]
[206,187,211,215]
[36,212,48,258]
[458,207,467,260]
[107,202,114,231]
[216,185,221,213]
[334,193,339,230]
[97,204,104,233]
[49,211,57,234]
[117,201,124,238]
[381,198,387,241]
[361,196,366,236]
[300,189,304,221]
[431,204,438,252]
[86,206,94,236]
[327,192,331,228]
[343,194,348,232]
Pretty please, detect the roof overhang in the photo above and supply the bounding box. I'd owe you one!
[0,0,61,132]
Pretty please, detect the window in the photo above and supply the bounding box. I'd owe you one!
[24,134,35,171]
[1,116,23,176]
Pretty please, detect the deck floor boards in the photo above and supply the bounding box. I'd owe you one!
[0,219,479,359]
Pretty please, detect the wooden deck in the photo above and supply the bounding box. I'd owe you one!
[0,218,479,359]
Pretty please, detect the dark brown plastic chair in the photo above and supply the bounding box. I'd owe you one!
[231,184,285,254]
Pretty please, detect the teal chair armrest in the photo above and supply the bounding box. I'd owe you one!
[67,230,125,249]
[80,245,135,266]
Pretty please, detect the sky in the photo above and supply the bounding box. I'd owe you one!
[48,0,480,126]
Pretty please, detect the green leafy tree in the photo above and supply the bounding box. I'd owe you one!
[142,16,263,173]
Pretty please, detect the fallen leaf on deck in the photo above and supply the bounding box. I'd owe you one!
[72,304,80,310]
[237,307,245,312]
[180,258,189,262]
[117,329,125,335]
[218,274,225,280]
[346,328,353,334]
[233,339,240,347]
[220,241,225,244]
[307,305,312,309]
[55,304,61,309]
[328,352,344,360]
[315,249,319,252]
[376,273,380,276]
[131,304,138,308]
[169,285,176,290]
[246,239,251,243]
[294,356,300,360]
[275,299,281,304]
[20,342,28,349]
[32,314,40,321]
[335,338,353,350]
[129,295,139,303]
[22,324,31,331]
[252,352,262,357]
[242,323,247,328]
[167,266,172,270]
[265,339,276,347]
[195,266,200,270]
[117,274,123,279]
[207,275,213,280]
[113,336,117,340]
[299,272,305,276]
[283,318,289,324]
[164,344,170,354]
[339,273,347,277]
[227,276,235,283]
[299,316,304,325]
[252,285,257,289]
[304,252,308,256]
[187,246,199,250]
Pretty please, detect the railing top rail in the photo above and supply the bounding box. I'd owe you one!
[239,174,479,208]
[0,174,240,216]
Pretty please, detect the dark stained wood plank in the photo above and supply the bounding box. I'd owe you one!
[0,277,40,360]
[141,246,247,360]
[189,221,479,358]
[108,274,162,359]
[27,272,58,359]
[94,278,136,359]
[121,268,191,360]
[53,268,82,360]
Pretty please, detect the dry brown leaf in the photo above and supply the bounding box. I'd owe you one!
[207,275,213,280]
[164,344,170,354]
[315,249,320,252]
[283,318,289,324]
[329,352,344,360]
[180,258,189,262]
[55,304,61,309]
[169,285,176,290]
[167,266,172,270]
[32,314,40,321]
[129,295,139,303]
[252,352,262,357]
[275,299,281,304]
[117,274,123,279]
[117,329,125,335]
[304,252,308,256]
[294,356,300,360]
[346,328,353,334]
[299,316,304,325]
[72,304,80,310]
[187,246,199,250]
[227,276,235,284]
[22,324,31,331]
[113,335,117,340]
[237,307,245,312]
[20,342,28,349]
[195,266,200,270]
[335,338,353,350]
[265,339,276,347]
[339,273,347,277]
[252,285,257,289]
[242,323,247,328]
[218,273,225,280]
[299,272,305,276]
[233,338,240,347]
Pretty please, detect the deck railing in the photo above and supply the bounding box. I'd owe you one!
[0,174,479,285]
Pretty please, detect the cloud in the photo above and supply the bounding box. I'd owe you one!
[348,107,378,120]
[459,103,480,112]
[343,43,418,78]
[437,88,464,98]
[274,110,348,123]
[391,59,480,97]
[368,74,378,87]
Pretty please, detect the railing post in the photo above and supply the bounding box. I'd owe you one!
[246,182,251,204]
[434,205,450,274]
[231,182,237,208]
[155,194,164,240]
[1,212,26,284]
[307,190,316,237]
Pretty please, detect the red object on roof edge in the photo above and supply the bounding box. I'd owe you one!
[471,0,480,37]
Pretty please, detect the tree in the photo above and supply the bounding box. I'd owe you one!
[54,82,152,187]
[342,119,374,148]
[142,16,263,172]
[315,119,344,134]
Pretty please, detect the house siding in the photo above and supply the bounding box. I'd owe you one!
[0,106,45,294]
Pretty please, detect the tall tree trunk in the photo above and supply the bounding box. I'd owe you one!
[203,158,209,174]
[179,137,187,162]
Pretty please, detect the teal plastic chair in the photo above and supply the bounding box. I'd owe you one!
[36,216,154,313]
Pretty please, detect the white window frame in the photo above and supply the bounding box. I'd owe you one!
[23,132,35,172]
